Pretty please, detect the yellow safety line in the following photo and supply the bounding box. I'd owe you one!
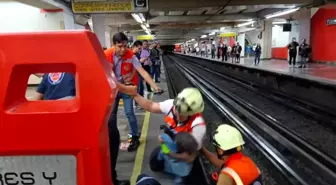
[130,111,151,185]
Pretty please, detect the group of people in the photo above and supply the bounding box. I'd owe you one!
[32,32,263,185]
[287,37,311,68]
[216,43,243,63]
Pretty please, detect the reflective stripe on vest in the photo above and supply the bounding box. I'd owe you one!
[164,113,205,133]
[222,167,244,185]
[221,152,261,185]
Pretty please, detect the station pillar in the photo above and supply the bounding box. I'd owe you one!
[261,20,272,60]
[92,15,111,47]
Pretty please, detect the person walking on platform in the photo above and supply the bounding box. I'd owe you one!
[133,88,206,184]
[298,38,311,68]
[254,44,262,66]
[231,44,237,63]
[104,32,161,185]
[201,124,262,185]
[287,37,299,68]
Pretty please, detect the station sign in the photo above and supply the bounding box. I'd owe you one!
[72,0,148,14]
[136,35,155,40]
[326,18,336,25]
[219,32,237,37]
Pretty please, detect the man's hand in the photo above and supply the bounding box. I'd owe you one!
[153,86,162,93]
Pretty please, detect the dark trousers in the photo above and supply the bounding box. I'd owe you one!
[222,54,227,61]
[152,65,160,82]
[137,73,144,97]
[143,65,152,92]
[255,54,261,65]
[289,52,297,65]
[108,117,121,184]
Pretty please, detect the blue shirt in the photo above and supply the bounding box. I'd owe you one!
[37,72,76,100]
[113,54,142,82]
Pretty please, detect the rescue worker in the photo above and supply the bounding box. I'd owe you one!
[201,124,262,185]
[133,88,206,182]
[104,32,161,185]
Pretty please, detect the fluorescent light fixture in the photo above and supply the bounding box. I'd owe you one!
[191,38,195,41]
[273,21,287,25]
[140,24,147,30]
[237,21,255,27]
[201,35,207,38]
[145,23,150,27]
[209,32,216,36]
[139,13,146,22]
[131,13,142,23]
[220,27,225,31]
[265,8,300,19]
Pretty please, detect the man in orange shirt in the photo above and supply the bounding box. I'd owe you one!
[104,32,161,185]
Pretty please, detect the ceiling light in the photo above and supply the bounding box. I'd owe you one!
[191,38,195,41]
[140,24,147,30]
[237,21,255,27]
[265,8,300,19]
[220,27,225,31]
[131,13,143,23]
[145,23,150,27]
[209,32,216,36]
[201,35,207,38]
[139,13,146,22]
[273,21,287,25]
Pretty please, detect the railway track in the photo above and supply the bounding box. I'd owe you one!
[165,55,336,185]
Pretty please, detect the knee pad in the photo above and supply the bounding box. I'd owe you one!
[149,146,164,172]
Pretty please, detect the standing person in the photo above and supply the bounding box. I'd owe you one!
[211,45,216,59]
[287,37,299,68]
[236,42,242,63]
[246,45,252,59]
[298,38,311,68]
[222,44,228,62]
[201,124,262,185]
[231,44,237,63]
[140,40,153,92]
[104,32,161,185]
[217,44,222,59]
[150,42,161,83]
[132,40,145,110]
[254,44,262,66]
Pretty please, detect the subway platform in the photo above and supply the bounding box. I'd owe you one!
[178,53,336,84]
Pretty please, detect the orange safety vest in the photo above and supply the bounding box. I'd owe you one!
[164,108,205,133]
[104,47,138,85]
[214,152,261,185]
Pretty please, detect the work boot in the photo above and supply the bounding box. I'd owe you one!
[115,179,130,185]
[128,136,140,152]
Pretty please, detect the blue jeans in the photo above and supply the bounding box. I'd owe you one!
[137,73,144,97]
[158,134,193,183]
[110,92,138,136]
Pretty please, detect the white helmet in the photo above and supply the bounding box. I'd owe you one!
[213,124,245,151]
[173,88,204,116]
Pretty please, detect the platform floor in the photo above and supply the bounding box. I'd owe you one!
[178,53,336,84]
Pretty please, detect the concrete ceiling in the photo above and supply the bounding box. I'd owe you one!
[103,0,318,45]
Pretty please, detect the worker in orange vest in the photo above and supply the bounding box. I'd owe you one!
[201,124,262,185]
[133,87,206,184]
[104,32,161,185]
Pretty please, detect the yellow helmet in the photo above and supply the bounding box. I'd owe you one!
[213,124,245,151]
[173,88,204,116]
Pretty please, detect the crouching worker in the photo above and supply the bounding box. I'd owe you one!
[133,88,206,183]
[157,132,198,184]
[201,124,262,185]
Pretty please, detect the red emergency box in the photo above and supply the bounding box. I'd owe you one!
[0,31,117,185]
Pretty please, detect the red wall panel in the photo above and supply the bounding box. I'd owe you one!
[272,47,287,60]
[311,8,336,62]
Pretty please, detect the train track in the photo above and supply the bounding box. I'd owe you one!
[166,55,336,185]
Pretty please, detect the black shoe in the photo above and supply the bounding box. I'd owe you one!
[115,179,130,185]
[128,136,140,152]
